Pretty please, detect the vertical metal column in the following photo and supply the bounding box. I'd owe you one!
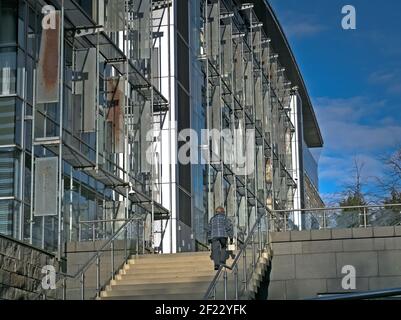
[29,70,36,245]
[57,0,65,261]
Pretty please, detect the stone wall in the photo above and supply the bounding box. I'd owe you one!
[0,234,59,300]
[268,226,401,299]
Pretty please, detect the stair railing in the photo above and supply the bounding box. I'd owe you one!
[203,211,270,300]
[36,215,150,300]
[311,287,401,300]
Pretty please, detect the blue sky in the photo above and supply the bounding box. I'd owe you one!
[268,0,401,204]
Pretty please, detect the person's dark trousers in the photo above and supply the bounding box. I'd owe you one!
[211,237,228,268]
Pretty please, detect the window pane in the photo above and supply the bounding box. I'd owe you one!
[0,0,17,45]
[0,47,17,96]
[0,149,16,197]
[0,98,15,145]
[27,6,36,56]
[18,0,25,50]
[0,200,14,236]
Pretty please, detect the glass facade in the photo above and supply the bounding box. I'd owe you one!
[170,0,305,248]
[303,141,319,190]
[0,0,322,254]
[0,0,170,254]
[189,0,208,243]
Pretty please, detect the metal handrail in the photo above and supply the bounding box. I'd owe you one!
[74,216,138,278]
[78,218,145,242]
[273,203,401,213]
[311,287,401,300]
[271,203,401,231]
[203,211,269,300]
[35,214,144,300]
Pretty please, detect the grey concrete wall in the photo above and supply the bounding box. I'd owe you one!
[0,234,60,300]
[268,226,401,300]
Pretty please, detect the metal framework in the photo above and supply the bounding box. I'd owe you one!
[202,0,297,241]
[0,0,173,257]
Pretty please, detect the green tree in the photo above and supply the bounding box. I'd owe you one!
[384,189,401,208]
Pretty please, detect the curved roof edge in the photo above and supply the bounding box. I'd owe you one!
[244,0,324,148]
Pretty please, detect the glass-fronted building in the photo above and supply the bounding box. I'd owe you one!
[0,0,323,257]
[160,0,324,251]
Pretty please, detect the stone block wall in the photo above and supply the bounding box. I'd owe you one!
[268,226,401,299]
[0,234,59,300]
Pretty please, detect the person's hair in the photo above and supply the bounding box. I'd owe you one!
[215,206,225,214]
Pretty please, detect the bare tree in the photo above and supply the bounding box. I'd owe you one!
[376,148,401,204]
[334,158,368,228]
[340,157,367,206]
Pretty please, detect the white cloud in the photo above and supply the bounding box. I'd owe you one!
[285,21,326,38]
[315,96,401,198]
[314,96,401,153]
[368,69,401,95]
[369,70,398,84]
[277,11,327,39]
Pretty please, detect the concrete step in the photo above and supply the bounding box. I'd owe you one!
[116,270,216,280]
[110,275,215,286]
[128,256,213,264]
[121,268,215,276]
[128,256,213,262]
[100,293,203,300]
[122,264,215,273]
[131,255,235,263]
[106,281,211,292]
[131,252,211,259]
[101,285,208,297]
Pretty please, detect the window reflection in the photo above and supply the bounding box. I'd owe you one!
[0,48,16,96]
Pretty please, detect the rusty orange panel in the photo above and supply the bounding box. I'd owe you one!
[37,12,61,104]
[106,78,125,153]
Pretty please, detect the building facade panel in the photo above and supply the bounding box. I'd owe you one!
[0,0,323,256]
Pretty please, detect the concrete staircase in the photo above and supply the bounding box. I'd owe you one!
[247,248,272,300]
[99,252,218,300]
[98,248,272,300]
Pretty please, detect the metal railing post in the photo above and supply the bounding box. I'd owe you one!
[111,240,115,280]
[80,273,85,300]
[96,255,100,297]
[363,207,367,228]
[136,220,139,256]
[243,249,247,292]
[258,221,262,253]
[142,219,145,255]
[265,215,269,245]
[284,212,287,231]
[234,264,239,300]
[92,222,96,242]
[252,234,256,269]
[223,268,228,300]
[124,227,128,262]
[62,277,66,300]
